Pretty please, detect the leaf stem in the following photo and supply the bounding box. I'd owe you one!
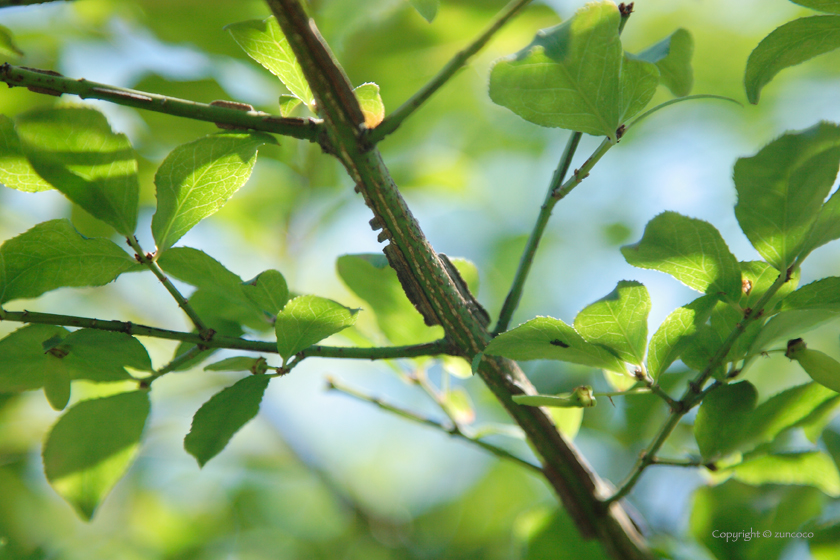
[367,0,534,144]
[648,456,703,467]
[326,376,542,473]
[0,63,322,143]
[605,260,801,504]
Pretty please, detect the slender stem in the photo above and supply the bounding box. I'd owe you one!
[593,388,651,398]
[648,384,680,409]
[0,0,70,6]
[150,345,207,381]
[368,0,533,144]
[0,64,322,143]
[293,339,454,363]
[606,260,801,504]
[126,236,210,334]
[327,376,542,473]
[649,457,703,468]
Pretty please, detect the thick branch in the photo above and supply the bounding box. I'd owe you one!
[0,64,322,143]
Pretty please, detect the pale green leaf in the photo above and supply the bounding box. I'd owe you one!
[632,28,693,97]
[354,83,385,128]
[204,356,268,374]
[184,375,270,467]
[729,452,840,497]
[621,211,742,302]
[745,16,840,104]
[278,94,302,117]
[484,316,627,373]
[778,277,840,312]
[408,0,439,22]
[16,106,139,235]
[151,132,274,253]
[275,295,359,361]
[448,257,480,296]
[0,219,138,304]
[226,17,314,107]
[43,391,150,520]
[488,1,657,142]
[791,0,840,13]
[734,122,840,270]
[0,115,52,192]
[241,269,289,315]
[750,309,839,352]
[337,253,440,345]
[0,24,23,57]
[574,280,650,366]
[695,381,758,462]
[547,407,583,440]
[442,387,475,425]
[647,294,717,379]
[0,325,68,392]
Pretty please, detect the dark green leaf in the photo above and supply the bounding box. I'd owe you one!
[0,115,52,192]
[621,211,742,302]
[0,219,138,304]
[695,381,758,462]
[791,0,840,14]
[408,0,439,22]
[0,24,23,57]
[632,28,693,97]
[151,132,274,253]
[0,325,68,392]
[483,316,627,373]
[184,375,271,467]
[275,295,359,361]
[734,122,840,270]
[225,17,314,108]
[573,280,650,367]
[521,508,608,560]
[680,323,726,378]
[241,269,289,315]
[489,1,658,141]
[204,356,269,374]
[43,359,71,411]
[647,294,717,379]
[42,391,150,520]
[337,253,440,345]
[16,106,139,235]
[801,187,840,256]
[59,329,153,381]
[745,16,840,104]
[728,452,840,497]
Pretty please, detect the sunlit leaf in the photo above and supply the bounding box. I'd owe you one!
[241,269,289,315]
[547,407,583,440]
[791,0,840,14]
[728,452,840,497]
[0,115,52,192]
[204,356,269,375]
[0,219,137,304]
[751,309,839,352]
[802,187,840,256]
[151,132,274,253]
[354,83,385,128]
[408,0,439,22]
[184,375,270,467]
[226,17,314,107]
[43,391,150,520]
[621,211,742,302]
[647,294,716,379]
[745,16,840,104]
[632,28,693,97]
[778,277,840,312]
[275,295,359,361]
[734,122,840,270]
[278,94,302,117]
[489,1,658,142]
[574,280,650,367]
[484,316,627,373]
[16,106,139,235]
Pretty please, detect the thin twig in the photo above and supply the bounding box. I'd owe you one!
[0,64,322,143]
[649,456,703,468]
[368,0,534,144]
[326,376,542,473]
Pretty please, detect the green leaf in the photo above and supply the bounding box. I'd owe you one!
[184,375,270,467]
[488,1,658,142]
[745,16,840,104]
[278,94,302,117]
[0,219,138,304]
[16,106,139,235]
[801,187,840,256]
[521,508,608,560]
[43,359,71,411]
[442,387,475,425]
[354,83,385,128]
[59,329,153,381]
[43,391,150,520]
[0,115,52,192]
[734,122,840,271]
[204,356,269,375]
[275,295,359,361]
[0,325,67,392]
[751,309,839,352]
[573,280,650,367]
[778,277,840,312]
[0,24,23,57]
[408,0,439,22]
[483,316,627,373]
[547,407,584,440]
[241,269,289,315]
[741,261,800,310]
[647,294,717,379]
[621,211,742,302]
[448,257,480,296]
[337,253,440,345]
[632,28,694,97]
[225,17,314,108]
[728,452,840,497]
[157,247,243,295]
[791,1,840,14]
[151,132,274,253]
[695,381,758,462]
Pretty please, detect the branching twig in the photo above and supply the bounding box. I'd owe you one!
[326,376,542,473]
[0,64,322,144]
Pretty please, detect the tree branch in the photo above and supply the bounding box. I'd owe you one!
[0,63,322,143]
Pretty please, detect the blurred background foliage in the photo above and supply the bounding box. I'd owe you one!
[1,0,840,558]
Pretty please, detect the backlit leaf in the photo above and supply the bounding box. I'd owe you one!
[729,452,840,497]
[0,325,68,392]
[695,381,758,462]
[275,295,359,361]
[632,28,694,97]
[43,391,150,520]
[647,294,716,379]
[408,0,439,22]
[204,356,269,374]
[354,83,385,128]
[801,187,840,256]
[0,115,52,192]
